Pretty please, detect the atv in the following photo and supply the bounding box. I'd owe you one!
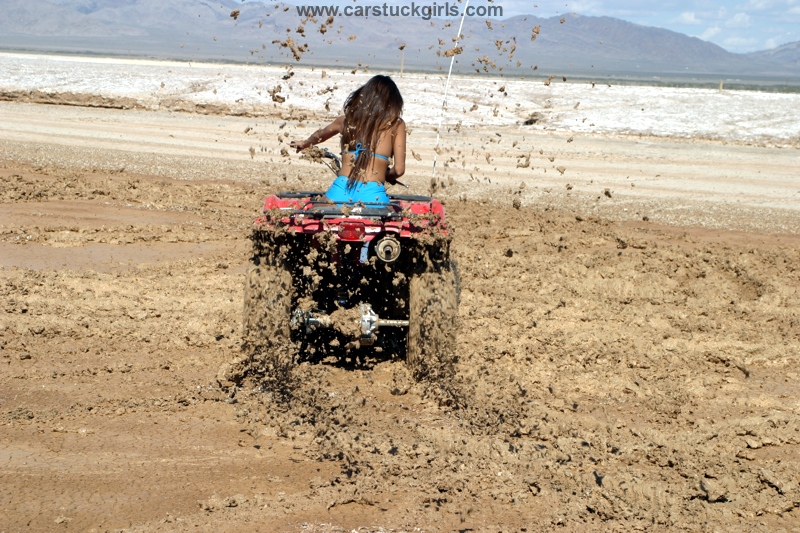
[231,151,459,385]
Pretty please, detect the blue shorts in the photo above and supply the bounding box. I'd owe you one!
[326,175,390,204]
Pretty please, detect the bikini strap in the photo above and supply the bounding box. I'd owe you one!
[341,142,367,161]
[342,142,390,161]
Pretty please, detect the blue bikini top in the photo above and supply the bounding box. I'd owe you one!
[343,142,390,162]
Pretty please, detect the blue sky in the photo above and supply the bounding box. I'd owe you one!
[513,0,800,53]
[249,0,799,53]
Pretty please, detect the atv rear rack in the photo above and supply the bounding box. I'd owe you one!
[256,191,449,245]
[270,191,435,221]
[276,190,432,202]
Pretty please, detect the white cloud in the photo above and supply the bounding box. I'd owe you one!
[700,26,721,40]
[564,1,603,13]
[764,37,780,48]
[741,0,770,10]
[723,36,759,48]
[725,12,751,28]
[676,12,702,25]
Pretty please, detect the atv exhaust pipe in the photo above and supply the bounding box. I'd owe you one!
[375,235,401,263]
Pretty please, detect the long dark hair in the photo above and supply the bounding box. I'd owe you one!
[341,75,403,187]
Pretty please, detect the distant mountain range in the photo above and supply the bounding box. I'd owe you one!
[1,0,798,81]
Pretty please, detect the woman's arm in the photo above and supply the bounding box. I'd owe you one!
[386,119,406,183]
[290,115,344,152]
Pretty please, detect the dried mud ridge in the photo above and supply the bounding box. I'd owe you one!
[0,89,308,118]
[2,163,800,531]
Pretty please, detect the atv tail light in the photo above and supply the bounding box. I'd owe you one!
[338,221,365,241]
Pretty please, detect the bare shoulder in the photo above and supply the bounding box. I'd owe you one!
[392,118,406,134]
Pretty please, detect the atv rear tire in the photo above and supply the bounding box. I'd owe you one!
[406,260,459,381]
[220,262,295,388]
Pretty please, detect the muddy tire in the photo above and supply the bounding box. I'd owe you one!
[243,262,294,352]
[406,260,459,382]
[217,262,295,389]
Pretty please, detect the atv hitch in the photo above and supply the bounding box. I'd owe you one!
[292,303,409,346]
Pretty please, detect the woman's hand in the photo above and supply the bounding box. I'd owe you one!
[291,116,345,153]
[290,140,310,153]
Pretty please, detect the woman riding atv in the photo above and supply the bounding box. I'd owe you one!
[290,74,406,204]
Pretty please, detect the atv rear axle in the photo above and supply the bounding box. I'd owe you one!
[292,303,409,346]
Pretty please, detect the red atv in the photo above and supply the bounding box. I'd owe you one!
[233,153,458,384]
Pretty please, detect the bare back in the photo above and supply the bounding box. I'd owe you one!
[339,119,406,184]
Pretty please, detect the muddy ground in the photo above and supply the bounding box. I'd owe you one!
[1,100,799,532]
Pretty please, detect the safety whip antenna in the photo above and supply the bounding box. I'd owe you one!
[432,0,469,180]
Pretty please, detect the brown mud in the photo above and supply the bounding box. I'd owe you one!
[2,117,800,532]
